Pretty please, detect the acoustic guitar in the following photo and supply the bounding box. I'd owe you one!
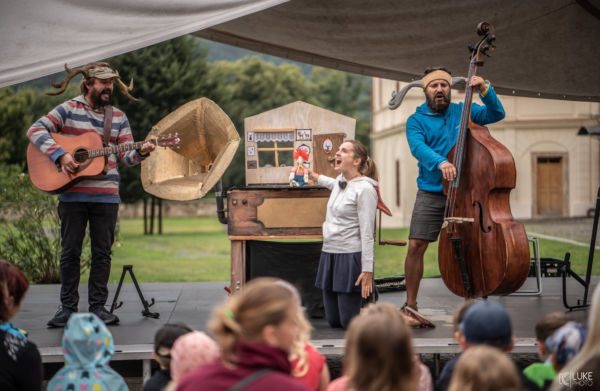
[27,132,180,194]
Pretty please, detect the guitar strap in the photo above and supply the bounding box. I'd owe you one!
[102,106,114,174]
[103,106,113,147]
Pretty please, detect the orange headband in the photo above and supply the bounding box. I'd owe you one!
[422,70,452,89]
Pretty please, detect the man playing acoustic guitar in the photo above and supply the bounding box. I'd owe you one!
[27,62,155,327]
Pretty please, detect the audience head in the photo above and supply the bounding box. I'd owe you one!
[546,321,586,371]
[62,313,116,366]
[170,331,220,382]
[153,322,193,369]
[460,300,513,351]
[0,260,29,322]
[448,345,521,391]
[274,280,314,378]
[210,277,301,364]
[47,313,128,391]
[555,284,600,390]
[344,302,415,391]
[452,299,476,341]
[534,311,569,360]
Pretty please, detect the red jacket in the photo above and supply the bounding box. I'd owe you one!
[177,341,309,391]
[290,343,326,391]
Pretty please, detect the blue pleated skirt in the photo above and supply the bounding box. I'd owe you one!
[315,251,362,293]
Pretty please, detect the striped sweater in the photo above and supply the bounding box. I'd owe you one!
[27,95,145,203]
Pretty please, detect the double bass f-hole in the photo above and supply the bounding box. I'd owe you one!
[474,201,492,233]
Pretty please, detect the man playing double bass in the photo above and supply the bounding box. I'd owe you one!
[402,67,505,327]
[27,62,155,327]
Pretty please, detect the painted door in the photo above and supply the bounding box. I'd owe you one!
[313,133,345,178]
[536,156,564,216]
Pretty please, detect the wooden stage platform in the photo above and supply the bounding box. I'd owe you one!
[13,277,597,381]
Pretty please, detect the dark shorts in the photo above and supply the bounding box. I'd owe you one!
[409,190,447,242]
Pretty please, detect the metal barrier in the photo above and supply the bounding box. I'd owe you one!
[510,236,543,296]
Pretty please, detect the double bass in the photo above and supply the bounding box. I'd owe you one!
[438,22,530,298]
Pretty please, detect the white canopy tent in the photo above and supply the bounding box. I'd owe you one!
[0,0,288,88]
[1,0,599,101]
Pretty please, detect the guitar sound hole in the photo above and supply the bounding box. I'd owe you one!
[73,149,89,163]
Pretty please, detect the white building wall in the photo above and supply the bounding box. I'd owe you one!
[372,78,600,228]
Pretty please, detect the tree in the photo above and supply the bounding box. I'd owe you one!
[0,164,91,283]
[309,68,372,147]
[0,38,373,196]
[0,86,77,167]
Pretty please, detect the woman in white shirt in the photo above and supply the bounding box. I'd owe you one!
[310,140,379,329]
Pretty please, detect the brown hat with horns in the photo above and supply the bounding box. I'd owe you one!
[47,62,137,101]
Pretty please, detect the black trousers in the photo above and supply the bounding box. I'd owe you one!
[58,201,119,311]
[322,289,362,329]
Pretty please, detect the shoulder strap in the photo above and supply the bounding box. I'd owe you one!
[227,369,272,391]
[103,106,113,147]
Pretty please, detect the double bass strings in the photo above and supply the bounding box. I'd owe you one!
[444,63,477,225]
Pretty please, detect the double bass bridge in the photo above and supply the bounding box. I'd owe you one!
[442,216,475,229]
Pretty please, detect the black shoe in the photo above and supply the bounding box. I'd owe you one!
[47,306,75,328]
[92,307,120,325]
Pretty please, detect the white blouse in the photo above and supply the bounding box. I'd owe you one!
[318,174,378,272]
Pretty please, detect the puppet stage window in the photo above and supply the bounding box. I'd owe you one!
[254,130,295,168]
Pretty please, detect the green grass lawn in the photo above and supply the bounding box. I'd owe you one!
[102,217,231,282]
[91,217,599,283]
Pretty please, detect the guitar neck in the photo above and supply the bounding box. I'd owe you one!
[87,140,147,159]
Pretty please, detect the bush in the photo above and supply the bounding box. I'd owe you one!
[0,164,90,283]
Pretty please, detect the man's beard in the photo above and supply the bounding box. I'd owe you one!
[89,88,112,108]
[426,91,451,113]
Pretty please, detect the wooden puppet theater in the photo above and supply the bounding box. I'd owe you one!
[226,101,357,317]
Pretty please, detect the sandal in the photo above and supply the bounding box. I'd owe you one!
[400,303,436,329]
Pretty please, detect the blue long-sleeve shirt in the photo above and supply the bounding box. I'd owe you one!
[406,85,505,192]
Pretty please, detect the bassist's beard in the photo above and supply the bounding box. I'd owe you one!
[426,91,451,113]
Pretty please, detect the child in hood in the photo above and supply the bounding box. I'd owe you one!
[47,313,128,391]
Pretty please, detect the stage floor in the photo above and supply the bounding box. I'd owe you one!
[13,276,597,358]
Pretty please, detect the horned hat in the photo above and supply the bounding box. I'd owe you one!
[47,62,137,101]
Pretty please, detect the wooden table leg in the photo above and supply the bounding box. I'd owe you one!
[230,240,246,293]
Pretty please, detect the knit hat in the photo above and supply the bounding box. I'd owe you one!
[422,69,452,89]
[170,331,220,382]
[460,301,512,347]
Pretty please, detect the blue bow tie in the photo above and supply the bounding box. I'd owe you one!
[338,181,347,189]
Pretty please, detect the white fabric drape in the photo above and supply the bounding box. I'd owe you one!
[0,0,287,88]
[2,0,599,101]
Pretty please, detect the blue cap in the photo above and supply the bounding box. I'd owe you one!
[460,301,512,347]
